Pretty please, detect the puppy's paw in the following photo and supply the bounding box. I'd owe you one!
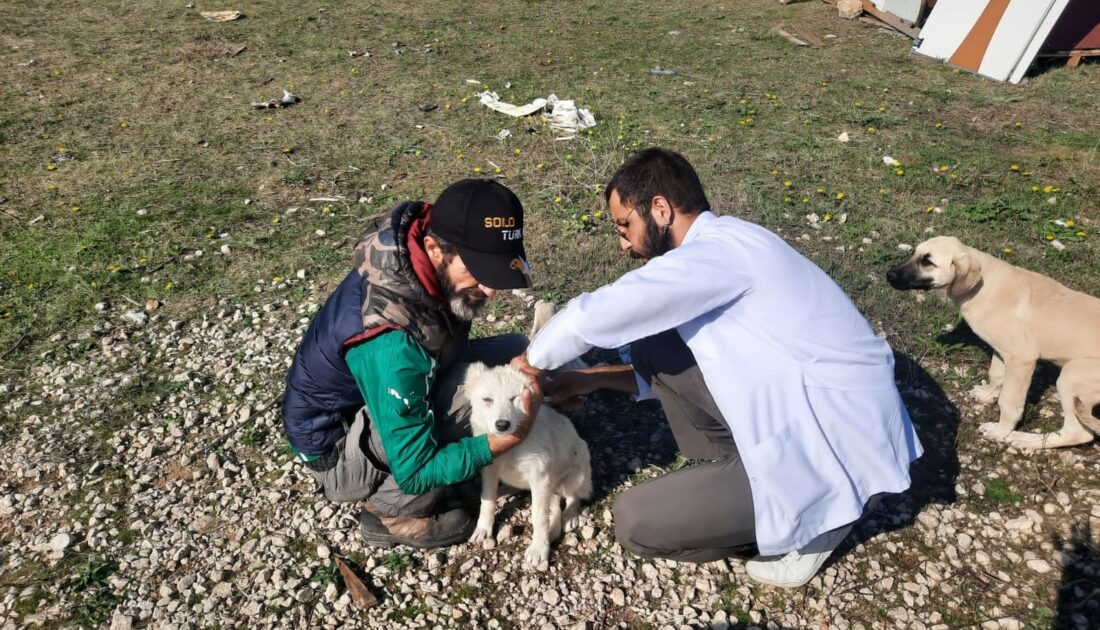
[469,525,493,545]
[562,513,581,534]
[970,383,1001,405]
[979,422,1013,441]
[1002,431,1047,451]
[523,542,549,569]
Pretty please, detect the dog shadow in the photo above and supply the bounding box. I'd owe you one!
[567,349,680,507]
[834,351,963,558]
[935,321,1061,407]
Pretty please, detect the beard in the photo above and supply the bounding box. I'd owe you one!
[629,217,674,261]
[436,258,489,322]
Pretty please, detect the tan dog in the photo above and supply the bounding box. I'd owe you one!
[887,236,1100,450]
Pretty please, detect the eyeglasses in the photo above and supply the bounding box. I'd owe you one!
[609,206,638,235]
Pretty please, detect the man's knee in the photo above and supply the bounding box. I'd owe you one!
[612,489,657,557]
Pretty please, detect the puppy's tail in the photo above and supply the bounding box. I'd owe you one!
[530,300,556,340]
[1074,397,1100,434]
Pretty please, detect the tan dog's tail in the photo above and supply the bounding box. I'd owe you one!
[1074,396,1100,434]
[530,300,556,340]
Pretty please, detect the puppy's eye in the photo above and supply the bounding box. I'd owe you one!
[510,395,519,403]
[481,397,493,404]
[919,254,935,267]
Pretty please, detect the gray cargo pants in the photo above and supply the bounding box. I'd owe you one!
[309,334,527,517]
[613,329,759,563]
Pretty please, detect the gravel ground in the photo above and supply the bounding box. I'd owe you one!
[1,284,1098,629]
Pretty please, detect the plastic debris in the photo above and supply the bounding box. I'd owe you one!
[837,131,850,143]
[544,95,596,138]
[883,156,900,166]
[650,68,679,75]
[200,10,243,22]
[496,129,513,140]
[477,91,548,117]
[251,90,300,110]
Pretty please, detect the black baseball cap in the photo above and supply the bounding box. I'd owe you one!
[431,179,532,289]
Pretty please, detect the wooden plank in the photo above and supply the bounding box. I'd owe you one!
[948,0,1011,72]
[788,24,826,48]
[861,0,921,38]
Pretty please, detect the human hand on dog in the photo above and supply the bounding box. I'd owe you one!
[544,370,593,413]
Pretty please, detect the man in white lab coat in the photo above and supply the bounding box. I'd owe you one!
[513,148,923,587]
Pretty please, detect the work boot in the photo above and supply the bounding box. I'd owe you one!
[359,503,474,549]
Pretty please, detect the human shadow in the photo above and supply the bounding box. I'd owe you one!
[1054,520,1100,629]
[837,350,962,556]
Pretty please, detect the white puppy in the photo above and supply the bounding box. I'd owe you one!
[464,363,592,568]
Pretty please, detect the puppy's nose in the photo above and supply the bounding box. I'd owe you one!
[494,419,511,432]
[886,268,898,283]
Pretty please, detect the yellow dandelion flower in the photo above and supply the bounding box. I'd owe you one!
[594,211,604,219]
[801,197,810,203]
[823,213,832,222]
[47,163,57,171]
[816,186,825,194]
[771,169,780,176]
[939,165,950,172]
[866,126,876,134]
[71,205,80,212]
[895,168,905,176]
[783,180,792,188]
[878,105,886,112]
[272,276,283,284]
[854,101,863,107]
[165,282,173,290]
[536,163,544,170]
[514,148,521,155]
[58,147,66,154]
[473,166,482,173]
[580,215,590,222]
[565,154,573,161]
[1010,164,1019,172]
[949,173,958,180]
[119,121,128,129]
[835,192,845,200]
[554,197,562,204]
[494,167,502,174]
[1043,185,1053,193]
[272,217,280,224]
[1076,231,1086,237]
[935,122,943,129]
[1045,234,1054,241]
[322,206,331,214]
[1003,247,1013,254]
[90,281,97,288]
[444,103,451,110]
[1031,185,1040,192]
[1066,219,1075,227]
[879,188,887,194]
[1014,121,1022,128]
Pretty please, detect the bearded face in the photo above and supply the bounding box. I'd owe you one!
[436,253,489,321]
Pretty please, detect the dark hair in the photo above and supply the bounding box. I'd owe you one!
[427,230,458,256]
[604,148,710,218]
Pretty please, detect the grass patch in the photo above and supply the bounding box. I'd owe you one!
[380,551,418,573]
[984,478,1023,504]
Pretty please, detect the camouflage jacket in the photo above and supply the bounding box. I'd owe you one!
[281,201,469,455]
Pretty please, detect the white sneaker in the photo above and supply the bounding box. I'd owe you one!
[745,524,853,588]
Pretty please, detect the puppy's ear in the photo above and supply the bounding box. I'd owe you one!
[463,362,488,387]
[529,301,556,339]
[949,253,982,298]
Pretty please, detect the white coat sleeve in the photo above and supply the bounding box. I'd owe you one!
[527,238,752,370]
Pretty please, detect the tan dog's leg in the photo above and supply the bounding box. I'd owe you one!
[470,464,500,544]
[971,355,1004,405]
[1003,360,1098,450]
[979,357,1035,441]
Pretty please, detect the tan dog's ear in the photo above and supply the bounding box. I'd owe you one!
[949,253,982,298]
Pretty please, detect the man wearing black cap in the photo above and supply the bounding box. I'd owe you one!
[282,179,540,548]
